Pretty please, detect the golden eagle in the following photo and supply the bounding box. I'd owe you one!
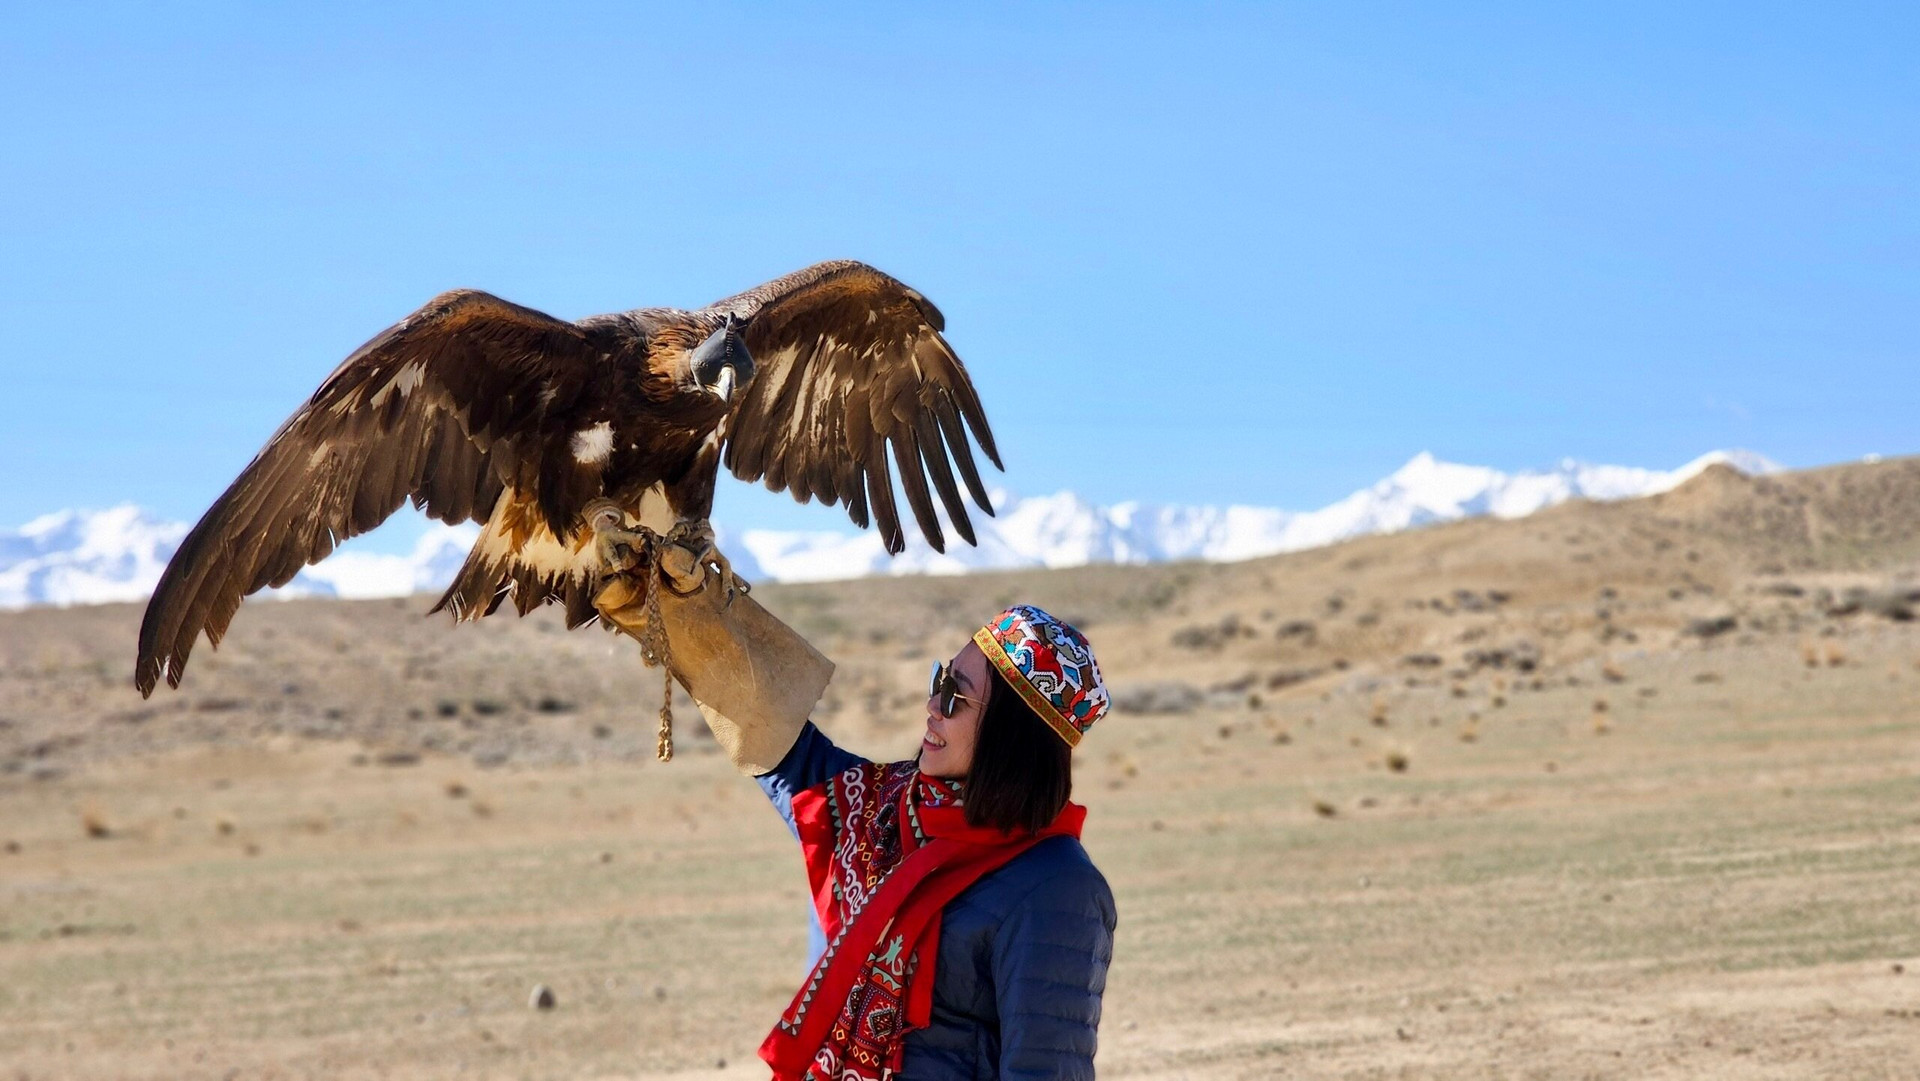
[134,261,1000,697]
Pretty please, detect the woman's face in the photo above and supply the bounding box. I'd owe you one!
[920,640,988,779]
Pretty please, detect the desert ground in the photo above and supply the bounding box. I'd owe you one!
[3,457,1918,1079]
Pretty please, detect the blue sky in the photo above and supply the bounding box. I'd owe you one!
[3,3,1914,551]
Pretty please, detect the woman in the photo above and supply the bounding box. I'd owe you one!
[753,604,1117,1081]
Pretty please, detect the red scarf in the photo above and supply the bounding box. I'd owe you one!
[759,760,1086,1081]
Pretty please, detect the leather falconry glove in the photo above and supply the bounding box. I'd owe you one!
[588,504,833,776]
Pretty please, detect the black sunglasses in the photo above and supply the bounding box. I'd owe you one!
[928,660,980,718]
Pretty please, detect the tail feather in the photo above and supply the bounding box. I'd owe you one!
[429,541,506,622]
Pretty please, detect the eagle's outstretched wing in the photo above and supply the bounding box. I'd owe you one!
[135,291,598,697]
[709,261,1002,554]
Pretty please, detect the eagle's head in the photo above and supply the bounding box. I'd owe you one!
[689,314,755,403]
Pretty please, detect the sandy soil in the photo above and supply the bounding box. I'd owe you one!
[2,457,1918,1078]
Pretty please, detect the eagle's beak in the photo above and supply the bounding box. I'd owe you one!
[714,365,737,403]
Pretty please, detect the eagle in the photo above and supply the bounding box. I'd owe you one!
[134,260,1001,698]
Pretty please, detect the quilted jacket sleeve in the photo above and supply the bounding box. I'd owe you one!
[755,720,865,839]
[755,721,866,970]
[990,851,1118,1081]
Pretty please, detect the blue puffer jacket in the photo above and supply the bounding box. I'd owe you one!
[757,722,1117,1081]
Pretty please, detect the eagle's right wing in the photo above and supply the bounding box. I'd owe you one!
[135,291,599,697]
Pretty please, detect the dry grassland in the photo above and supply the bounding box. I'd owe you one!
[3,458,1919,1079]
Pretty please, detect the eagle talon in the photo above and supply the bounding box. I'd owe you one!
[593,525,651,576]
[698,549,752,604]
[667,520,753,602]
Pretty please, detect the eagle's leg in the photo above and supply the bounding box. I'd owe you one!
[588,510,652,577]
[664,519,752,606]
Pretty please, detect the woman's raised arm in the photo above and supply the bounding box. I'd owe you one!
[755,721,866,834]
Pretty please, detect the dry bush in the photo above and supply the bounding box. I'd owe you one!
[1685,616,1738,638]
[1113,681,1201,714]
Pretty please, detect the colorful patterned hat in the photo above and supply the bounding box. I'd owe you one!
[973,605,1109,747]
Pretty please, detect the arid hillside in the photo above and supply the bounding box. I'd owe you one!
[1,455,1917,1079]
[5,456,1917,777]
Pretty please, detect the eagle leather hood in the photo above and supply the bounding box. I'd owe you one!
[689,313,753,399]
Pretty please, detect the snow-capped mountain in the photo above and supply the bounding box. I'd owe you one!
[0,508,481,610]
[0,449,1781,608]
[0,505,189,609]
[737,448,1781,581]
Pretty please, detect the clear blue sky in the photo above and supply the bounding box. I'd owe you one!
[3,3,1914,550]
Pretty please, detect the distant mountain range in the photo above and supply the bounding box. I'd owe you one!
[0,450,1782,609]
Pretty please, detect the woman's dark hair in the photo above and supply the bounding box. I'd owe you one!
[963,664,1073,833]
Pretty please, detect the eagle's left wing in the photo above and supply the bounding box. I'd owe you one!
[708,261,1001,554]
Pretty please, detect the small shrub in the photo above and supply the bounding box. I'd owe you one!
[1112,681,1201,714]
[1684,616,1737,638]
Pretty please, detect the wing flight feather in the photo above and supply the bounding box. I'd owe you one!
[710,261,1002,554]
[134,291,595,696]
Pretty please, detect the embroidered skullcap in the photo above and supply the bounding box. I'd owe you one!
[972,604,1109,747]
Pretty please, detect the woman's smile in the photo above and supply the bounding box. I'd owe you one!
[918,642,988,778]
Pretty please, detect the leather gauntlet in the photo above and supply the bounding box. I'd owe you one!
[592,534,833,775]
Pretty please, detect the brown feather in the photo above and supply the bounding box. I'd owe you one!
[138,263,1002,698]
[135,291,603,696]
[713,261,1000,552]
